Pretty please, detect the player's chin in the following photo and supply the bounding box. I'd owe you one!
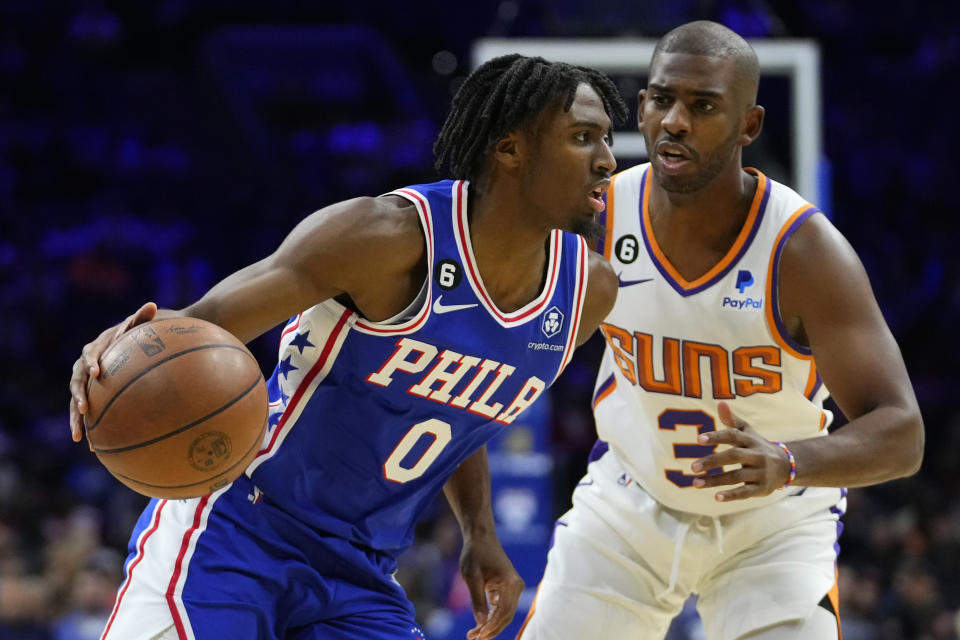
[656,171,702,194]
[568,214,605,240]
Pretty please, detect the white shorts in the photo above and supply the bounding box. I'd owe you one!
[518,450,844,640]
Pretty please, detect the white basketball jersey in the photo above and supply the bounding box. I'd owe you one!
[593,163,832,516]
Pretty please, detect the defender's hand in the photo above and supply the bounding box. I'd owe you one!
[68,302,158,442]
[459,534,524,640]
[690,401,792,502]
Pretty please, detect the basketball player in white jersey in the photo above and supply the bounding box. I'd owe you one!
[517,21,924,640]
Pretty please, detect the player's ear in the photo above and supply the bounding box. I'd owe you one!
[637,89,647,131]
[739,104,765,147]
[492,131,523,169]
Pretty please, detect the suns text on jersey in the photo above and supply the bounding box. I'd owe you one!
[601,323,783,397]
[366,337,545,425]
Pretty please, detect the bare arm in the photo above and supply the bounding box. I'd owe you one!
[775,213,924,486]
[181,196,425,342]
[443,446,524,640]
[692,213,924,501]
[69,195,425,440]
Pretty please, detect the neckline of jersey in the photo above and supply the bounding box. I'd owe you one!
[452,180,562,326]
[639,166,771,296]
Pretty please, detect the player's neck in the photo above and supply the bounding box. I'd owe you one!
[649,167,756,251]
[646,168,757,282]
[467,185,552,313]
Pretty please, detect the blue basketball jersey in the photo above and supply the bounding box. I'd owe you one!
[248,179,589,560]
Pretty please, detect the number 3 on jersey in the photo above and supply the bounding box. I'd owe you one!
[384,418,452,483]
[659,409,720,487]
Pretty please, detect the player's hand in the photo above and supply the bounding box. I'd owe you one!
[459,533,524,640]
[69,302,159,443]
[690,400,792,502]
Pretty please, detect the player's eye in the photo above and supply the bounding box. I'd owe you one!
[574,131,589,143]
[696,100,717,113]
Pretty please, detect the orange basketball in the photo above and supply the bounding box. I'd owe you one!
[83,316,268,499]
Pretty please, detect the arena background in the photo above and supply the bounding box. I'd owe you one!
[1,2,958,639]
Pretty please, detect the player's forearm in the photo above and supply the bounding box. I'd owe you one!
[179,259,322,344]
[443,446,497,541]
[787,405,924,487]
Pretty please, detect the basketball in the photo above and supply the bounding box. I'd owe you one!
[83,316,268,499]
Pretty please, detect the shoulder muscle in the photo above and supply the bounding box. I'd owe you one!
[777,213,872,325]
[278,195,424,295]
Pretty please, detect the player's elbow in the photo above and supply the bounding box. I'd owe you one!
[895,408,925,478]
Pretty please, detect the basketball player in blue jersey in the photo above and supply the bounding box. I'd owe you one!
[67,54,628,640]
[518,22,924,640]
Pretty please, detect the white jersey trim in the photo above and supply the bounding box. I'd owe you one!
[452,180,562,327]
[342,187,435,335]
[165,491,226,640]
[248,307,354,473]
[100,499,168,640]
[552,235,589,383]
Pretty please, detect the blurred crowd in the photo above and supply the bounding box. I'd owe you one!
[2,2,959,639]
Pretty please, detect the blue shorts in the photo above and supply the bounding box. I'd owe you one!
[102,476,426,640]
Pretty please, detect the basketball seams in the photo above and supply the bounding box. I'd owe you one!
[110,423,265,491]
[92,372,265,454]
[87,316,269,500]
[86,343,257,433]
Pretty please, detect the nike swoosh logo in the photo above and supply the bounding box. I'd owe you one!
[432,296,479,314]
[617,273,653,288]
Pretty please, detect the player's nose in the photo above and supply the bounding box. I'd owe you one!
[662,102,690,137]
[594,138,617,175]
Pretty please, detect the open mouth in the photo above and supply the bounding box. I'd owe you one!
[656,142,692,169]
[588,183,609,213]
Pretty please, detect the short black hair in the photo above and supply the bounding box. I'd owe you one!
[652,21,760,103]
[433,54,628,181]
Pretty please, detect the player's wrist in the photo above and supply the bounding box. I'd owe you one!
[460,522,498,545]
[771,440,797,489]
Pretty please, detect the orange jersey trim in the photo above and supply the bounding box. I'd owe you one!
[514,582,542,639]
[803,360,819,396]
[592,376,618,409]
[764,204,818,360]
[641,169,768,291]
[828,565,843,639]
[602,171,623,260]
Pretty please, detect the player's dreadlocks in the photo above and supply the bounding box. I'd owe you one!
[433,54,629,181]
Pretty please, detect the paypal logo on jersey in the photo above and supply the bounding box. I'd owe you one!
[722,296,763,310]
[722,270,763,312]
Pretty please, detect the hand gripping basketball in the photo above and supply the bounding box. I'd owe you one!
[70,302,159,442]
[70,305,268,499]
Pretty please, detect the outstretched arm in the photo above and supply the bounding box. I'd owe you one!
[69,195,426,441]
[443,446,524,640]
